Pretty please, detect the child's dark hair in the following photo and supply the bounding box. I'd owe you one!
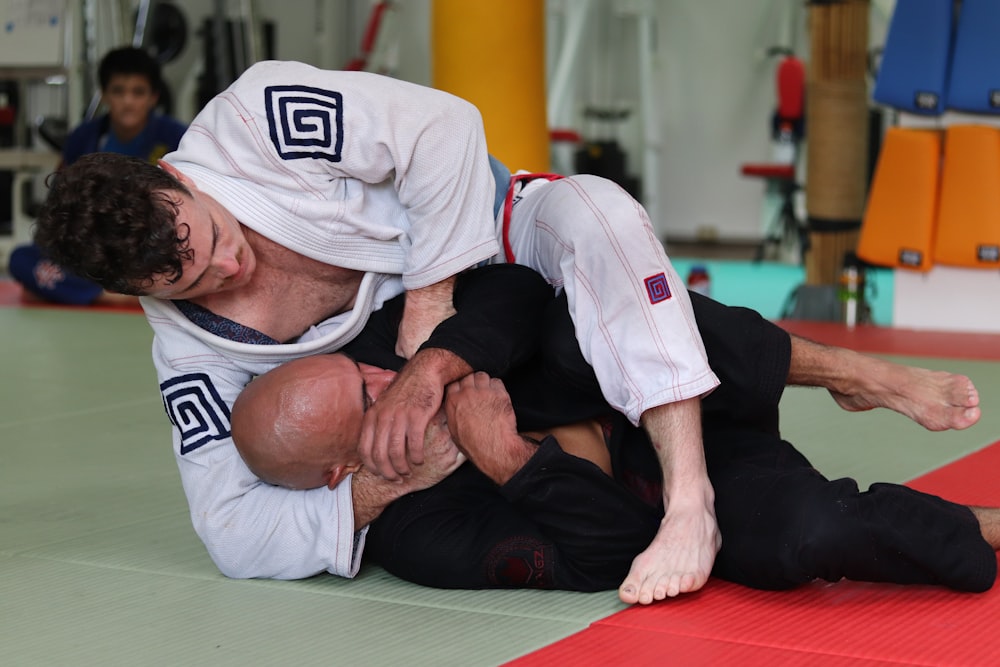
[98,46,163,94]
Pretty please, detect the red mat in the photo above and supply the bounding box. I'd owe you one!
[507,440,1000,666]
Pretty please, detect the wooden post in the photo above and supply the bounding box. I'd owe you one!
[805,0,870,285]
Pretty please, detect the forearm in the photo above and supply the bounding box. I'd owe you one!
[421,264,552,376]
[398,276,458,358]
[352,427,466,526]
[398,346,474,393]
[351,468,417,527]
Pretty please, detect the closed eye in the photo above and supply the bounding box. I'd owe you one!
[178,221,219,295]
[351,358,373,413]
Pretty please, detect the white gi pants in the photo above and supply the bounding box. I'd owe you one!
[502,174,720,425]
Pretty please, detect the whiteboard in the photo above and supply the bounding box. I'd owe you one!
[0,0,66,67]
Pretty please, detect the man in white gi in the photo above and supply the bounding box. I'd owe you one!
[32,61,980,603]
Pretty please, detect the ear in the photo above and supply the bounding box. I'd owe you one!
[326,463,363,490]
[158,160,192,187]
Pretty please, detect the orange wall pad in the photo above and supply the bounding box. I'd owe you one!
[507,440,1000,667]
[857,127,941,271]
[934,125,1000,269]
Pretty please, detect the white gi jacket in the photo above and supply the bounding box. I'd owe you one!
[144,60,718,581]
[146,61,499,579]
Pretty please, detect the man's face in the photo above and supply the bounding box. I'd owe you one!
[306,354,454,490]
[237,353,454,491]
[103,73,159,138]
[146,169,256,300]
[322,354,398,449]
[288,354,398,490]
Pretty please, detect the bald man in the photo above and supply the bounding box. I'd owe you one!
[233,266,996,597]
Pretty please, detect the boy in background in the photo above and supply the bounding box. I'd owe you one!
[9,46,187,305]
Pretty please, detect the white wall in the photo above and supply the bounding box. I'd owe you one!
[649,0,805,241]
[153,0,897,243]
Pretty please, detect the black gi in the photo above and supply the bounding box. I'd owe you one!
[343,264,996,594]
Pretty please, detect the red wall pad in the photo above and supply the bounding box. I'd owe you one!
[857,127,941,271]
[933,125,1000,269]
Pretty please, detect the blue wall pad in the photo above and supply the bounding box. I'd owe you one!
[873,0,955,115]
[946,0,1000,113]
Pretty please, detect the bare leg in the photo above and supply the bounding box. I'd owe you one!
[787,335,980,431]
[619,397,721,604]
[970,507,1000,549]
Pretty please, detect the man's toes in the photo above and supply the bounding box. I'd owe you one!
[656,577,677,600]
[961,406,981,428]
[618,582,639,604]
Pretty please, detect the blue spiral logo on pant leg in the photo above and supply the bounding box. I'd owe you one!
[644,272,672,304]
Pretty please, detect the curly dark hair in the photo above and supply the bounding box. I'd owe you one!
[34,152,194,295]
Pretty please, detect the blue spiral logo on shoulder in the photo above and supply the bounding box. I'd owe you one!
[265,85,344,162]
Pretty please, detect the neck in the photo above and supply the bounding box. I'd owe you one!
[188,229,365,342]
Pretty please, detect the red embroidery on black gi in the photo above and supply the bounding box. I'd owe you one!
[485,537,555,588]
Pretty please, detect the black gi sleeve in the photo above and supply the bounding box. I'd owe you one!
[342,264,554,375]
[418,263,553,376]
[340,294,408,371]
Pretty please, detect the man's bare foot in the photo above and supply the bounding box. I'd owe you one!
[618,496,721,604]
[789,336,981,431]
[829,354,980,431]
[970,507,1000,549]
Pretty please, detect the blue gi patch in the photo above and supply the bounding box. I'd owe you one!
[160,373,232,455]
[644,272,672,304]
[265,85,343,162]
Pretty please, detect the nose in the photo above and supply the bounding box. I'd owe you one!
[217,253,241,279]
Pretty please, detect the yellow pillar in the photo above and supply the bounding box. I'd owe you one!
[432,0,549,171]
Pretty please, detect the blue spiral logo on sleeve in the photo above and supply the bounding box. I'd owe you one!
[160,373,232,455]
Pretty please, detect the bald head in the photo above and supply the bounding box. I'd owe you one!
[232,354,369,490]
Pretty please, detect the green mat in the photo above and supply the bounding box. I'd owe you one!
[1,306,994,666]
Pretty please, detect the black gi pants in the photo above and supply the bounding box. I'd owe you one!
[365,293,996,593]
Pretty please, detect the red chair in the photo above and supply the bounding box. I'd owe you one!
[741,53,807,262]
